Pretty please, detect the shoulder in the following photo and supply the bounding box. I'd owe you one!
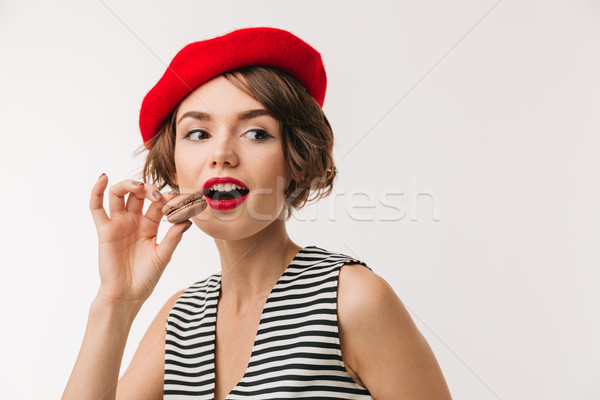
[337,263,408,340]
[337,262,391,306]
[337,263,400,324]
[337,264,453,399]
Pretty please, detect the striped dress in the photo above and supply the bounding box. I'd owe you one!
[163,245,374,399]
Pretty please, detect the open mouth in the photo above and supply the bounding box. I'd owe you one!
[203,187,250,201]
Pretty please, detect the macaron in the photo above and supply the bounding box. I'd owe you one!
[161,192,207,224]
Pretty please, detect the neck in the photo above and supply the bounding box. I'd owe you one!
[213,218,302,312]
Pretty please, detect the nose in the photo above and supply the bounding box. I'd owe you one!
[208,128,239,168]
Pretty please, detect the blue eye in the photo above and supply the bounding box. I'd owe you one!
[245,129,273,141]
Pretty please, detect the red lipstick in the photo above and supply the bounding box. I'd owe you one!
[202,177,249,211]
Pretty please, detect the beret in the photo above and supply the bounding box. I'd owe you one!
[139,26,327,147]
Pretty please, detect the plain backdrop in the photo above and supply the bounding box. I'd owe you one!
[1,0,598,399]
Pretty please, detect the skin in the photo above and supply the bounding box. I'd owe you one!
[62,178,190,400]
[172,75,302,304]
[63,75,453,400]
[172,76,305,398]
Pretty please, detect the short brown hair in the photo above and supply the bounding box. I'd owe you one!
[135,66,337,221]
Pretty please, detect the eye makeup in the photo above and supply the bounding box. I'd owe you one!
[181,128,274,142]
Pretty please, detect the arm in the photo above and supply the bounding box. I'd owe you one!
[115,289,185,400]
[337,264,453,400]
[62,176,191,400]
[61,294,140,400]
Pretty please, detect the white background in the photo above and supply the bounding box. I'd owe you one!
[1,1,598,399]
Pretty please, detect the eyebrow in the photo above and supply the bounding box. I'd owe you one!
[177,109,273,125]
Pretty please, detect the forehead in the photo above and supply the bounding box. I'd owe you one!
[176,75,261,117]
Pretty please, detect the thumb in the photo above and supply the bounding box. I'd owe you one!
[156,221,192,265]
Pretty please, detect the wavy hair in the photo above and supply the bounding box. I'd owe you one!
[135,66,337,221]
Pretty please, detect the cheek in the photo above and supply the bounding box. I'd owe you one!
[174,149,205,185]
[266,155,289,187]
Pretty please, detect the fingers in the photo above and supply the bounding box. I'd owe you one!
[124,181,164,214]
[155,220,193,266]
[108,179,148,216]
[124,180,152,214]
[145,190,179,223]
[95,175,179,223]
[90,174,110,229]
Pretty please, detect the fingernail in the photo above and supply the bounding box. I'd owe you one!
[182,223,192,233]
[98,173,106,181]
[152,191,162,200]
[132,180,144,186]
[167,190,179,196]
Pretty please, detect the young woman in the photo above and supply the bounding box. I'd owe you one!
[62,27,452,400]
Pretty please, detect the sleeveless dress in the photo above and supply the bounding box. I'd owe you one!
[163,245,375,399]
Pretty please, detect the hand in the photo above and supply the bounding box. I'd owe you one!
[89,174,192,307]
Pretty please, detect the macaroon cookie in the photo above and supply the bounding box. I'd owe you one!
[162,192,207,224]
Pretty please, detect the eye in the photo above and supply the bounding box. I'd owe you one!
[182,129,209,141]
[244,128,274,142]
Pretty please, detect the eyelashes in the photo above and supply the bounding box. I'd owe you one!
[182,128,274,142]
[182,129,207,141]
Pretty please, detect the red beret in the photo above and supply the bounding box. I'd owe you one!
[139,27,327,147]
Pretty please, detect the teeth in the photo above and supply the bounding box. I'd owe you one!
[208,183,246,192]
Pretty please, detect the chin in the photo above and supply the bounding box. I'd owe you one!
[192,215,272,241]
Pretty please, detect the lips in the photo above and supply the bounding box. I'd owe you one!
[203,176,249,191]
[202,176,250,211]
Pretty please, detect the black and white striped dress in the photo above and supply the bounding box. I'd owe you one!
[163,245,374,399]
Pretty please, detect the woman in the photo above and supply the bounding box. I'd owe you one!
[62,27,452,399]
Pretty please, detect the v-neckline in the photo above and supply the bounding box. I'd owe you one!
[211,246,311,398]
